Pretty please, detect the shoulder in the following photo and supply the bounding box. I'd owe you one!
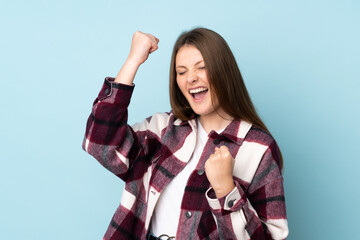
[235,125,282,179]
[245,126,283,181]
[244,126,281,165]
[246,126,281,160]
[244,126,276,147]
[132,111,171,129]
[131,112,181,139]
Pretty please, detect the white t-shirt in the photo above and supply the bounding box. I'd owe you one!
[150,120,210,237]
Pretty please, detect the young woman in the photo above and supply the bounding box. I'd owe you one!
[83,28,289,240]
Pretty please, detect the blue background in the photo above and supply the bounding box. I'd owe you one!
[1,0,359,239]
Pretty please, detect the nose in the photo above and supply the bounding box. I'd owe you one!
[186,70,198,84]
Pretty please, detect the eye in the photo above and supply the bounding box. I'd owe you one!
[177,71,186,76]
[199,66,206,70]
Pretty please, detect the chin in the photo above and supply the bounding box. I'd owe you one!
[193,109,213,117]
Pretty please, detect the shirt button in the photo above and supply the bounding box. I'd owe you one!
[197,169,205,175]
[185,211,192,218]
[228,200,234,208]
[213,139,220,145]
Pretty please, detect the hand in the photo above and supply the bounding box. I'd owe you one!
[114,31,159,85]
[127,31,159,66]
[204,146,235,199]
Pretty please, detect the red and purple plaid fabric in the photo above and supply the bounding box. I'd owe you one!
[82,78,288,240]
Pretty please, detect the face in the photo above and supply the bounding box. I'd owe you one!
[175,45,220,118]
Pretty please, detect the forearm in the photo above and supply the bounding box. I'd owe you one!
[114,57,141,85]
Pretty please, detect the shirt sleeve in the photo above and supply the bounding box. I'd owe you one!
[205,144,289,240]
[82,77,156,181]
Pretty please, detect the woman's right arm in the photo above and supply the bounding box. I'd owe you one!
[82,31,159,181]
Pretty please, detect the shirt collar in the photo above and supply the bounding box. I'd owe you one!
[173,115,253,145]
[209,119,253,145]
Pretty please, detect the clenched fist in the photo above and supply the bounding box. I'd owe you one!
[128,31,159,66]
[204,146,235,199]
[114,31,159,85]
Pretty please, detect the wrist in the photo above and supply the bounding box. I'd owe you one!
[213,179,235,199]
[125,56,142,69]
[114,58,141,85]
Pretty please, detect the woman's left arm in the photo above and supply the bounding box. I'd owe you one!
[205,145,289,240]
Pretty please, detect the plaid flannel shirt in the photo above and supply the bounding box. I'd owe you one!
[82,78,289,240]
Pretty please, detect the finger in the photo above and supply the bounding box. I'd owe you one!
[149,45,158,53]
[209,153,219,162]
[219,145,228,150]
[219,145,230,154]
[149,40,159,53]
[215,151,221,156]
[145,33,158,43]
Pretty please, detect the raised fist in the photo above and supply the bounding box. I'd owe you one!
[128,31,159,65]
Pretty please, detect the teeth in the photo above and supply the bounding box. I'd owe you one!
[189,87,208,94]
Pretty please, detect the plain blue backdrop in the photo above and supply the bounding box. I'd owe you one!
[1,0,359,239]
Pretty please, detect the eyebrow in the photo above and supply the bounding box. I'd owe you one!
[176,60,204,69]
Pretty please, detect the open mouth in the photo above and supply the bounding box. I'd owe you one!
[189,87,208,100]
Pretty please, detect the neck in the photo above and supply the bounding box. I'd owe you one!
[199,110,233,134]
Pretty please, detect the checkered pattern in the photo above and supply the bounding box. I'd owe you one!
[82,78,289,240]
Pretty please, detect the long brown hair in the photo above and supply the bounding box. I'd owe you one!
[169,28,283,168]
